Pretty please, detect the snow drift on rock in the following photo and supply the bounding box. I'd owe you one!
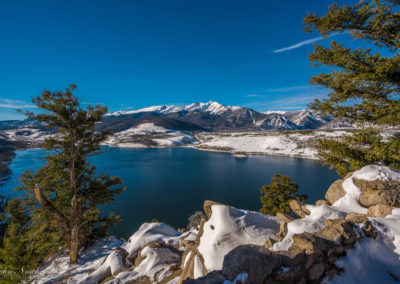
[123,223,181,258]
[198,205,280,271]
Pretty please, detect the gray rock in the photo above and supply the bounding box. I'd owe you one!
[308,263,325,281]
[222,245,281,284]
[182,270,226,284]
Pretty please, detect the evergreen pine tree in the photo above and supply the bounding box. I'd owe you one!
[0,199,39,283]
[260,174,307,216]
[304,0,400,176]
[18,85,125,263]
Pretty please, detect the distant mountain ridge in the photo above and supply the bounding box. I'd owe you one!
[0,101,351,135]
[101,101,337,132]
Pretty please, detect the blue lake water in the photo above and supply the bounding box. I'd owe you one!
[1,147,339,238]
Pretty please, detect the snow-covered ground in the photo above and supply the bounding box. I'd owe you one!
[193,130,351,159]
[30,165,400,283]
[0,127,51,144]
[103,123,195,148]
[0,120,355,159]
[103,125,352,159]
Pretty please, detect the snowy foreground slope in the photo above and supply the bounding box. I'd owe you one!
[32,165,400,283]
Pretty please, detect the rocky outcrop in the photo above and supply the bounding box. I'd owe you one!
[179,202,280,283]
[182,166,400,283]
[355,178,400,208]
[188,218,374,284]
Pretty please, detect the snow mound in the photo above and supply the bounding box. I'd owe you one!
[82,250,125,283]
[332,176,367,214]
[198,205,280,271]
[106,246,181,283]
[123,222,181,258]
[352,165,400,182]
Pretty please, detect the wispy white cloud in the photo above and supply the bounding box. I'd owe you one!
[243,88,329,111]
[0,98,36,109]
[243,94,261,97]
[264,85,310,93]
[273,32,341,53]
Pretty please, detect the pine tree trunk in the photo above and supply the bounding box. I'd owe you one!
[70,135,79,264]
[69,226,79,264]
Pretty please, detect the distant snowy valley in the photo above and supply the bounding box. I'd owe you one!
[0,101,397,159]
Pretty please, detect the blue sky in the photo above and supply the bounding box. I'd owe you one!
[0,0,361,120]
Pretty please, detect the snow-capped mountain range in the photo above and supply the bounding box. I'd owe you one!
[0,101,349,137]
[106,101,242,117]
[99,101,339,133]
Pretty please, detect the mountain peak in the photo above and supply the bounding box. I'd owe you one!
[106,101,241,116]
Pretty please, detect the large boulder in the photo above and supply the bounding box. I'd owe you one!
[355,178,400,207]
[222,245,281,284]
[325,179,346,204]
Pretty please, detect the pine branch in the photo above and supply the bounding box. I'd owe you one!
[33,185,70,234]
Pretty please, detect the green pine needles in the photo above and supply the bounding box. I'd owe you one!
[260,174,307,216]
[304,0,400,176]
